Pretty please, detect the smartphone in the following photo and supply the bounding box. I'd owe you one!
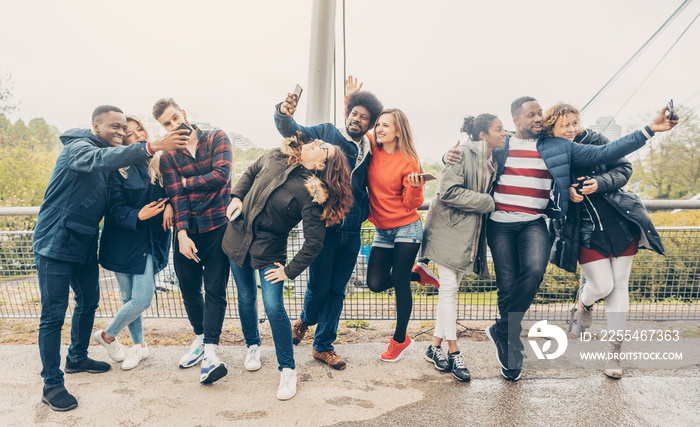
[177,121,193,136]
[665,99,674,119]
[293,84,303,103]
[229,208,242,221]
[419,173,437,182]
[156,197,169,204]
[191,251,201,263]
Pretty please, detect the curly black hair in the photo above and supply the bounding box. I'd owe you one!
[346,91,383,128]
[461,114,498,141]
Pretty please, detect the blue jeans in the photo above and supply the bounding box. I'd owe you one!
[105,255,156,344]
[301,229,361,352]
[229,260,294,370]
[487,218,550,352]
[35,253,100,388]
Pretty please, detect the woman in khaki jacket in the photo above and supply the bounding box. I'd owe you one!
[420,114,506,382]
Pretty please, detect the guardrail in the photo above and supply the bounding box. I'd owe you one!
[1,222,698,321]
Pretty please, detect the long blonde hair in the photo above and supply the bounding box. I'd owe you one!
[125,115,163,186]
[375,109,422,172]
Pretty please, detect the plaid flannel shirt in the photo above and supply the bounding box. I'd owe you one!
[160,126,232,233]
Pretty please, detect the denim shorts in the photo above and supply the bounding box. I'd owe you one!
[372,219,423,248]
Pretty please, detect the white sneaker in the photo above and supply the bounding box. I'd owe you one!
[92,330,126,362]
[179,338,205,369]
[122,344,149,371]
[276,368,297,400]
[244,345,261,371]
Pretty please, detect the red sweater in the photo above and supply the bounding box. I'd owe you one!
[367,143,424,229]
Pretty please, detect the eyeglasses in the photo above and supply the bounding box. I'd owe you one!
[319,141,329,161]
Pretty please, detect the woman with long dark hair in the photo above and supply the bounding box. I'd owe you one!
[365,108,426,362]
[93,115,172,370]
[222,134,352,400]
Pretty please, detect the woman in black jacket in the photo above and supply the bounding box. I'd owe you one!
[222,135,352,400]
[546,103,666,379]
[93,116,172,371]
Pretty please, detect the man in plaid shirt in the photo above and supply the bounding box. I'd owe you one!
[154,98,232,385]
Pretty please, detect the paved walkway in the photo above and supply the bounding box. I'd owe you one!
[1,337,699,426]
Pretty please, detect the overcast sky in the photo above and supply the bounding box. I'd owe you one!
[2,0,699,161]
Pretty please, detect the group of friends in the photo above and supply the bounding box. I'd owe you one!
[32,77,678,411]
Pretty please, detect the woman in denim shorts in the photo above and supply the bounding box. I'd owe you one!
[366,108,426,362]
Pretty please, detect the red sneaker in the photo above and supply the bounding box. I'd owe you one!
[380,335,414,362]
[411,262,440,288]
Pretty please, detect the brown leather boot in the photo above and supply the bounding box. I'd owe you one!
[292,319,309,345]
[312,349,347,370]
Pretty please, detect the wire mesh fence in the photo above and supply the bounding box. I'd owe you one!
[1,228,699,321]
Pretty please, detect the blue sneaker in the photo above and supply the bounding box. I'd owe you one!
[200,357,228,384]
[485,324,509,370]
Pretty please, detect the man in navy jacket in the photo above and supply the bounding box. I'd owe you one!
[33,105,187,411]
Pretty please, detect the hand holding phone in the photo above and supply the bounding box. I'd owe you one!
[665,99,674,119]
[191,251,201,263]
[419,173,437,182]
[229,208,242,221]
[156,197,169,205]
[293,84,303,103]
[177,122,193,136]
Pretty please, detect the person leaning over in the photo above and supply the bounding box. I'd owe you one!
[274,87,383,370]
[32,105,187,412]
[154,98,233,385]
[222,134,352,400]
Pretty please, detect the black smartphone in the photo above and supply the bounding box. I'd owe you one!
[191,251,201,262]
[293,84,303,103]
[419,173,437,182]
[156,197,169,204]
[177,122,193,136]
[665,99,674,119]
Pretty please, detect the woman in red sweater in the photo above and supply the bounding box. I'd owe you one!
[366,108,426,362]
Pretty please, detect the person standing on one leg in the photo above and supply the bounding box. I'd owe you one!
[274,83,383,370]
[33,105,186,411]
[365,109,425,362]
[154,98,233,384]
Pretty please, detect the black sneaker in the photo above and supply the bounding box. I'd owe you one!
[42,386,78,412]
[484,324,509,370]
[424,345,450,371]
[64,357,111,374]
[501,367,521,381]
[447,352,471,382]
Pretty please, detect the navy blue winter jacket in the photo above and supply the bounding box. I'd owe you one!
[33,129,153,264]
[492,129,652,220]
[99,162,171,275]
[274,105,370,232]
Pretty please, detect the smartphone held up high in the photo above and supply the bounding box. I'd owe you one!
[177,121,193,136]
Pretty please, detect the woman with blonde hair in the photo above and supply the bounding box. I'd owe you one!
[93,115,173,370]
[366,108,426,362]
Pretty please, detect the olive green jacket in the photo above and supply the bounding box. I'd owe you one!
[420,140,497,276]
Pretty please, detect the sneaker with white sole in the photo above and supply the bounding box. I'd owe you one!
[411,262,440,288]
[121,344,148,371]
[200,356,228,384]
[179,338,205,369]
[277,368,297,400]
[92,330,126,362]
[244,344,261,371]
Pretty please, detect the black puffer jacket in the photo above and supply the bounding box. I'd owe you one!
[221,141,328,280]
[550,129,664,273]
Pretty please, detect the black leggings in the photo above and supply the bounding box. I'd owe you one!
[366,243,421,343]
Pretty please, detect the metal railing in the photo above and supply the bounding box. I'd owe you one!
[1,226,699,321]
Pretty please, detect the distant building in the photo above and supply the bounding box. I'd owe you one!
[230,132,255,150]
[588,116,622,141]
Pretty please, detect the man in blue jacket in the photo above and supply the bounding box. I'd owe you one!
[274,90,382,370]
[33,105,187,411]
